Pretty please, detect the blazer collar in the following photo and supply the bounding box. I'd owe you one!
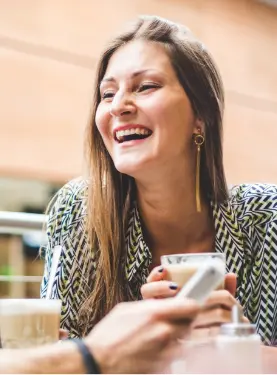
[125,205,152,282]
[125,199,245,282]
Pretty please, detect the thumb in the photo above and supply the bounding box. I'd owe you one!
[224,273,237,297]
[59,328,69,340]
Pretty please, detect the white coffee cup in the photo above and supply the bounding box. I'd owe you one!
[0,298,61,349]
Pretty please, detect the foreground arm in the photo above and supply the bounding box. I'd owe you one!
[0,342,85,374]
[0,298,199,374]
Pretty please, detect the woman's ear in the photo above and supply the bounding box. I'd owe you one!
[193,118,205,135]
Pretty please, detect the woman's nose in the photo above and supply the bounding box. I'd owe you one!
[110,92,136,118]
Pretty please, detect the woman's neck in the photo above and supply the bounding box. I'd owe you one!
[136,177,215,263]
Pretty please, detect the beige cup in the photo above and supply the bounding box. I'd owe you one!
[0,299,61,349]
[161,253,225,289]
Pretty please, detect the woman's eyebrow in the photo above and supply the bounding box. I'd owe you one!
[101,69,160,85]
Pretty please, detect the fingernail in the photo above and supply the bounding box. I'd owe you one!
[158,267,164,273]
[169,283,178,290]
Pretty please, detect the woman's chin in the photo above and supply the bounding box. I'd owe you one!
[114,160,148,178]
[114,163,140,177]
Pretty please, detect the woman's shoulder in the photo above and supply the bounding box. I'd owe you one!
[46,177,89,244]
[228,182,277,218]
[229,182,277,202]
[48,177,88,215]
[50,177,88,208]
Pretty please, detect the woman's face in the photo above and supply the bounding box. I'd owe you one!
[95,40,198,179]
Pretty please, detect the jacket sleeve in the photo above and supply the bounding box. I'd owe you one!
[40,179,90,338]
[234,183,277,345]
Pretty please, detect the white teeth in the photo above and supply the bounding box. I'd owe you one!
[115,127,151,141]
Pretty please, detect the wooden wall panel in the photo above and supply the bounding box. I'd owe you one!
[224,103,277,184]
[0,47,92,181]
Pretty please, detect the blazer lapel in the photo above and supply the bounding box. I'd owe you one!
[125,205,152,283]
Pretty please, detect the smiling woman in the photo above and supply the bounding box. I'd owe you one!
[41,15,277,349]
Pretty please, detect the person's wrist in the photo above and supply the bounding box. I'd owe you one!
[69,338,101,374]
[50,340,88,374]
[84,333,119,374]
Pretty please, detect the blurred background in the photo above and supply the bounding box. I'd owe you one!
[0,0,276,298]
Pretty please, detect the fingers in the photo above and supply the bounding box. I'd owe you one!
[193,306,248,329]
[141,280,179,299]
[59,328,69,340]
[157,321,193,345]
[224,273,237,296]
[143,266,178,299]
[205,289,238,309]
[116,298,199,325]
[147,266,167,283]
[193,306,232,328]
[192,287,248,329]
[147,298,200,323]
[192,288,238,329]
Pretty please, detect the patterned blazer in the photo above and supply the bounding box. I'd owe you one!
[41,179,277,345]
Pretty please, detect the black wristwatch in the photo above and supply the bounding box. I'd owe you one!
[71,339,101,374]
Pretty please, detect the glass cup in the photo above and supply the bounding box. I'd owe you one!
[0,299,61,349]
[160,252,225,289]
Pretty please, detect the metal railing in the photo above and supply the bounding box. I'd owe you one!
[0,211,47,284]
[0,275,42,282]
[0,211,47,235]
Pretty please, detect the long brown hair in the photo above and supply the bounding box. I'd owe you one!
[79,15,228,335]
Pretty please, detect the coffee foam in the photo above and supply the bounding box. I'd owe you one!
[0,299,61,315]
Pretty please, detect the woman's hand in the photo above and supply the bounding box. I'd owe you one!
[193,273,248,329]
[141,267,248,328]
[193,289,239,329]
[141,266,180,299]
[141,266,238,301]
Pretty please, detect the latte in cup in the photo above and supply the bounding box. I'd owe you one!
[0,299,61,349]
[161,253,225,289]
[166,263,201,286]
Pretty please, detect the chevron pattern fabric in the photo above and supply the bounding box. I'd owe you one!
[41,179,277,345]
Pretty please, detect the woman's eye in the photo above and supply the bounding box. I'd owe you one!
[102,91,115,100]
[137,83,160,92]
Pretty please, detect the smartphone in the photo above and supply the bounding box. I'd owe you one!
[176,258,225,305]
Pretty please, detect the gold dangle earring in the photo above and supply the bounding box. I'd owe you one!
[194,130,205,213]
